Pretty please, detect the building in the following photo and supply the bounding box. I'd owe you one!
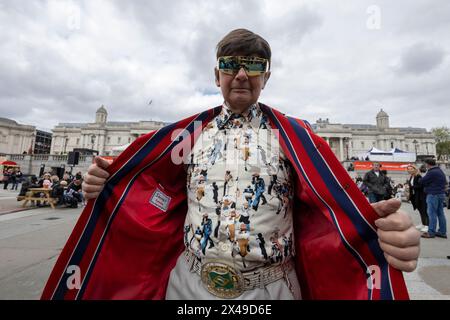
[34,129,52,154]
[0,117,35,155]
[312,109,436,161]
[50,106,167,155]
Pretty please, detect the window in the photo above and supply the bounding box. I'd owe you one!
[128,137,131,143]
[390,142,394,148]
[351,141,354,148]
[107,137,111,144]
[373,141,376,146]
[361,142,365,148]
[76,138,80,145]
[118,137,121,144]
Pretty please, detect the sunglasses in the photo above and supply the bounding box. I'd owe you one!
[217,56,269,77]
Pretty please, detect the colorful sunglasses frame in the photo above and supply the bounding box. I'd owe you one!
[217,56,269,77]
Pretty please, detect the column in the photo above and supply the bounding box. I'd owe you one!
[339,138,344,161]
[348,138,353,159]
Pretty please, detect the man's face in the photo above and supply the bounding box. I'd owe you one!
[215,55,270,113]
[373,163,381,171]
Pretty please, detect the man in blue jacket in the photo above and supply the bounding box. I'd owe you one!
[420,158,448,239]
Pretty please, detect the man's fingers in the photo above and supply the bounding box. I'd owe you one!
[377,227,421,248]
[94,156,112,170]
[83,191,100,200]
[371,198,401,217]
[82,183,104,194]
[84,174,107,186]
[375,212,413,231]
[87,164,110,179]
[378,239,420,261]
[383,253,418,272]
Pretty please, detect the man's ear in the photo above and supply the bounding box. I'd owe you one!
[262,71,271,89]
[214,67,220,87]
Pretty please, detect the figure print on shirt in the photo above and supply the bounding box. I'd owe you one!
[184,225,191,249]
[256,233,268,260]
[208,138,223,166]
[269,230,283,264]
[200,213,215,255]
[242,185,255,206]
[184,103,296,270]
[251,173,267,211]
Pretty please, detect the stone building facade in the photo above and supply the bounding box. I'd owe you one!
[50,106,167,155]
[312,109,436,161]
[0,118,40,155]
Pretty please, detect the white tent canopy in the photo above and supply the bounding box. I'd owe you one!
[363,147,416,162]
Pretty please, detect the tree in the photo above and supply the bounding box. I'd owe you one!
[431,126,450,160]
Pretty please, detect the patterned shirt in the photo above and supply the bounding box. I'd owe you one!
[183,102,295,271]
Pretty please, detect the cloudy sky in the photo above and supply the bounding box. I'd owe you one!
[1,0,449,132]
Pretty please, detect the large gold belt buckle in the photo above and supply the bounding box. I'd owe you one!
[200,261,244,299]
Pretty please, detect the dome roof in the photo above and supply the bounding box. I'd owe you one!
[96,105,107,114]
[376,108,388,118]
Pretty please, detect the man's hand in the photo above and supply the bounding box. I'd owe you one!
[373,199,421,272]
[82,156,111,200]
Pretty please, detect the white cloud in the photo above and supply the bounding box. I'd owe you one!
[0,0,449,131]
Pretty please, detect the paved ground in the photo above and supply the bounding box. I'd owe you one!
[0,187,448,300]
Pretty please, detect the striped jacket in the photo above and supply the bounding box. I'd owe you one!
[41,104,409,300]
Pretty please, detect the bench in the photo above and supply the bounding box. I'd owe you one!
[21,188,57,209]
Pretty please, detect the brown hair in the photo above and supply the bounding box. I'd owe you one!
[216,29,271,67]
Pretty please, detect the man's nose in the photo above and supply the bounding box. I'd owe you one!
[235,67,248,80]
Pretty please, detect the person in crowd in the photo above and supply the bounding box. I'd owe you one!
[13,168,23,191]
[420,159,448,239]
[395,184,405,200]
[406,165,428,233]
[65,179,83,208]
[363,162,390,203]
[2,168,13,190]
[17,175,39,201]
[355,177,368,196]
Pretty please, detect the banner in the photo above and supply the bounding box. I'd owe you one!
[354,161,411,172]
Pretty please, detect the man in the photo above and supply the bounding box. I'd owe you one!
[420,159,447,239]
[42,29,420,300]
[363,163,389,203]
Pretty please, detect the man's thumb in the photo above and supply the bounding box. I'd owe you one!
[94,156,111,169]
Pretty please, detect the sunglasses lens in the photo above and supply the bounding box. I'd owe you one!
[218,56,267,76]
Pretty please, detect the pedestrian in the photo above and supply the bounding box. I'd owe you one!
[3,168,14,190]
[406,165,428,232]
[363,162,390,203]
[420,159,448,239]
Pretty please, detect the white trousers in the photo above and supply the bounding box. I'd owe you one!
[165,253,302,300]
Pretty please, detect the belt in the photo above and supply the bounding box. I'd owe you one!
[184,250,294,299]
